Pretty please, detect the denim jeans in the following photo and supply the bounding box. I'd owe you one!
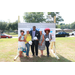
[45,41,50,56]
[26,43,30,56]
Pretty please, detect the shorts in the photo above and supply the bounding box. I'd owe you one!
[18,47,26,53]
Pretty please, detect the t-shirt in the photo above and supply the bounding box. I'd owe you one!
[44,34,52,40]
[25,34,32,44]
[32,31,36,40]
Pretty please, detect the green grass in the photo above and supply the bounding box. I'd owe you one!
[0,37,75,62]
[0,38,18,62]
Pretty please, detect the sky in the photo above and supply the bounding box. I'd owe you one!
[0,11,75,24]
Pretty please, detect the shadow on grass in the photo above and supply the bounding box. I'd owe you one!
[57,53,72,62]
[19,54,71,62]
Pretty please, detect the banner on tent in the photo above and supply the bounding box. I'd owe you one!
[18,23,56,42]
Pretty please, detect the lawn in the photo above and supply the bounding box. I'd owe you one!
[0,37,75,62]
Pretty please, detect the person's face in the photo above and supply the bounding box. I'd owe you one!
[33,27,36,31]
[27,31,29,34]
[46,31,49,34]
[21,32,24,35]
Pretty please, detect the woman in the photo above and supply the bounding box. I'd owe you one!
[38,31,45,56]
[44,28,52,57]
[24,31,32,57]
[18,30,26,57]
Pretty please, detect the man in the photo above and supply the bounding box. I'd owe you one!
[29,26,40,57]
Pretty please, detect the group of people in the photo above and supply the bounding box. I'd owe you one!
[18,26,52,57]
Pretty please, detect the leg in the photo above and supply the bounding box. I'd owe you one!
[26,43,30,57]
[31,41,34,56]
[47,46,49,56]
[41,50,43,55]
[45,41,50,57]
[19,51,23,57]
[40,50,43,56]
[35,41,38,56]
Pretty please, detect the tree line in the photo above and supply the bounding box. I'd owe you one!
[0,21,18,32]
[56,22,75,29]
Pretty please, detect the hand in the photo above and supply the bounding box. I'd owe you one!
[41,43,42,46]
[49,39,52,42]
[39,43,40,45]
[39,43,42,46]
[39,43,41,46]
[26,42,28,43]
[36,39,38,41]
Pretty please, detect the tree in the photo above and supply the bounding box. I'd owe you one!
[23,12,46,23]
[56,25,61,28]
[46,12,64,24]
[71,21,75,29]
[60,23,65,25]
[0,21,7,32]
[6,23,11,33]
[6,20,18,33]
[11,20,18,30]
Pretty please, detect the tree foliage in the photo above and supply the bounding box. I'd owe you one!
[56,22,75,29]
[23,12,46,23]
[46,12,64,24]
[0,21,18,32]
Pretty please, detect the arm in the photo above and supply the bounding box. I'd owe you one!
[40,35,44,46]
[24,35,26,42]
[49,34,52,41]
[24,35,28,43]
[18,36,23,42]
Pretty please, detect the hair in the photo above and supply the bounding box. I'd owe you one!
[45,30,50,33]
[20,30,24,33]
[33,26,36,28]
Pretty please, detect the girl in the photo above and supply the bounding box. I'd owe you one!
[18,30,26,57]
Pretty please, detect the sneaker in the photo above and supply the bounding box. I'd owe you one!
[47,55,49,57]
[32,55,34,57]
[36,55,38,57]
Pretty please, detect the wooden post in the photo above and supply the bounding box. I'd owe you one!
[18,16,20,23]
[50,16,59,59]
[14,16,20,61]
[54,16,56,53]
[51,16,56,53]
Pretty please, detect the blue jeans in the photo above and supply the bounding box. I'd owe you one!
[26,43,30,56]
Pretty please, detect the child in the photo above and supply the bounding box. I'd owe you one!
[18,30,26,57]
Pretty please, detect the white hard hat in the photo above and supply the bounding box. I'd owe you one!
[29,41,32,45]
[45,38,49,41]
[33,37,37,40]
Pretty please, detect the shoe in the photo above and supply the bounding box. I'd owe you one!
[32,55,34,56]
[36,55,38,57]
[26,55,29,57]
[47,55,49,57]
[40,55,43,57]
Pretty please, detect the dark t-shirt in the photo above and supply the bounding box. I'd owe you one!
[44,34,52,40]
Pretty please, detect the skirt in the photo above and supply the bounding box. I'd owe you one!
[18,41,26,53]
[38,41,45,50]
